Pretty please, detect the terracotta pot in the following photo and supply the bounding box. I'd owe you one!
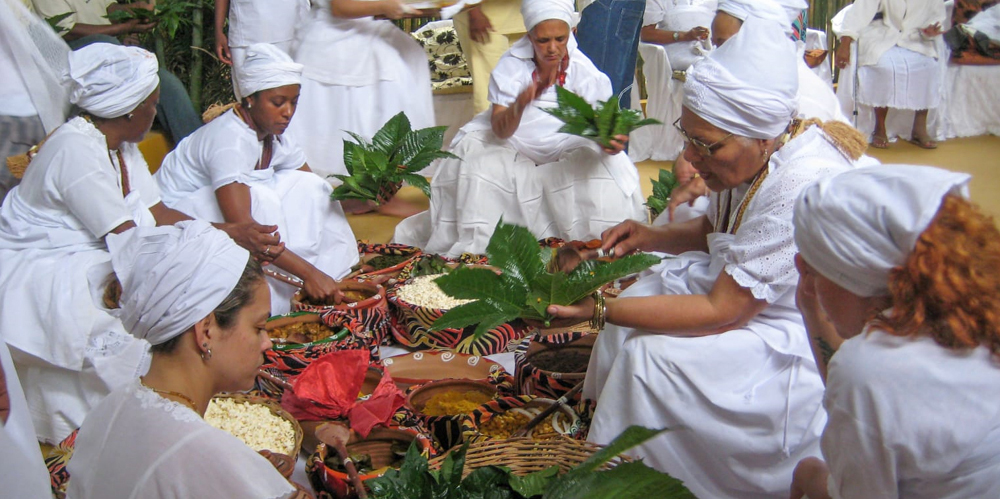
[381,350,503,391]
[407,379,499,450]
[514,332,595,402]
[460,396,582,443]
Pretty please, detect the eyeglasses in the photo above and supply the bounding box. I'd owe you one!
[673,118,733,157]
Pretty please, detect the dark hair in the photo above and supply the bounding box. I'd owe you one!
[150,257,265,354]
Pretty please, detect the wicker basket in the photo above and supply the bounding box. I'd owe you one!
[428,437,631,477]
[208,393,304,461]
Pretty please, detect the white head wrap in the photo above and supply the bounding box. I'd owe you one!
[521,0,576,32]
[63,44,159,119]
[717,0,794,35]
[683,15,797,139]
[233,43,303,100]
[107,221,252,345]
[794,165,971,297]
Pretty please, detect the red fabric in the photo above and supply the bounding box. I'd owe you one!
[347,373,406,438]
[281,350,369,421]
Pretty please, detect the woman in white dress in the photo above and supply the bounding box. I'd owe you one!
[285,0,435,179]
[789,166,1000,499]
[67,221,305,499]
[834,0,947,149]
[545,17,864,499]
[394,0,646,257]
[0,44,277,444]
[156,44,359,314]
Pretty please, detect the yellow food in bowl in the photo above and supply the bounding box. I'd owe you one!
[422,390,493,417]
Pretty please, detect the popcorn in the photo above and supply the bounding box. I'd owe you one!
[396,274,476,310]
[204,397,296,455]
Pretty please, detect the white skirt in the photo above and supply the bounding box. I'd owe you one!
[394,130,647,257]
[285,30,434,179]
[858,46,941,110]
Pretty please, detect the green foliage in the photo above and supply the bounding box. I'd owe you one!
[366,426,695,499]
[331,112,459,204]
[106,0,200,38]
[645,169,680,218]
[431,221,660,337]
[44,12,74,34]
[542,86,661,149]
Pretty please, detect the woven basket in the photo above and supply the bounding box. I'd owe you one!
[428,437,630,477]
[209,393,304,462]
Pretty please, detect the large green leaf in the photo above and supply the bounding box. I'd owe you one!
[431,221,660,336]
[544,461,697,499]
[372,111,412,155]
[544,87,663,149]
[401,173,431,198]
[509,465,559,498]
[595,96,618,145]
[555,85,595,121]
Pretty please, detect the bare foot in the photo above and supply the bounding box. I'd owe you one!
[871,132,889,149]
[374,195,424,218]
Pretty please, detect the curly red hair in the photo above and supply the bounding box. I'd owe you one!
[871,195,1000,357]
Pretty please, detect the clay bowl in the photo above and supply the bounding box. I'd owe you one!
[406,379,499,450]
[266,312,346,346]
[461,396,582,443]
[292,279,386,312]
[515,332,595,402]
[382,351,503,391]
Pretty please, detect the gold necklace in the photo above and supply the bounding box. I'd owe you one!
[142,381,198,412]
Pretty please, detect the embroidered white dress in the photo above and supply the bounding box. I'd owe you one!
[66,380,296,499]
[285,0,435,178]
[822,328,1000,499]
[584,127,852,499]
[156,109,359,314]
[0,117,155,443]
[393,36,646,257]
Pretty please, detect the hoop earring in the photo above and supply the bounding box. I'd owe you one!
[201,348,212,361]
[126,113,134,120]
[245,101,252,110]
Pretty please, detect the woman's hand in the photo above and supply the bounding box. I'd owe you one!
[302,270,344,305]
[467,6,493,43]
[215,31,232,65]
[217,222,285,264]
[685,26,709,42]
[541,295,597,329]
[921,22,943,38]
[834,37,852,69]
[601,219,656,257]
[602,134,629,155]
[667,176,708,222]
[789,457,832,499]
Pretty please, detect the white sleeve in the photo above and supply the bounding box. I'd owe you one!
[270,134,308,172]
[53,141,132,238]
[644,0,668,27]
[488,56,528,107]
[838,0,881,39]
[206,139,257,190]
[123,143,162,208]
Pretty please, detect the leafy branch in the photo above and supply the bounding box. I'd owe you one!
[542,86,661,149]
[645,169,680,219]
[431,221,660,338]
[331,112,459,205]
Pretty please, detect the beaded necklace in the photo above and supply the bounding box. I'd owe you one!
[715,165,770,234]
[142,381,198,413]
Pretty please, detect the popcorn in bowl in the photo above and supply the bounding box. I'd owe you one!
[204,397,297,456]
[394,274,475,310]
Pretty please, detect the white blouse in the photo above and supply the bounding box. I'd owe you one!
[823,328,1000,499]
[67,380,296,499]
[226,0,305,47]
[839,0,947,66]
[156,109,307,205]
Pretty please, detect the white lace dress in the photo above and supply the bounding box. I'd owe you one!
[66,380,296,499]
[584,127,853,499]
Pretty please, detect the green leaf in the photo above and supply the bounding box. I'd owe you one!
[463,467,515,498]
[595,97,618,147]
[644,169,679,218]
[555,85,595,121]
[573,426,670,475]
[371,111,412,155]
[510,465,559,497]
[401,173,431,199]
[45,11,74,33]
[545,461,697,499]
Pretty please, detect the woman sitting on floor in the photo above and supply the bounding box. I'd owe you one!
[67,221,308,498]
[789,165,1000,498]
[0,44,277,444]
[394,0,647,257]
[544,16,866,498]
[156,43,359,314]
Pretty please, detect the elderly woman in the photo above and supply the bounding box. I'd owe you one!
[156,43,359,314]
[67,221,305,498]
[0,44,276,444]
[545,16,865,499]
[835,0,947,149]
[394,0,646,257]
[788,166,1000,498]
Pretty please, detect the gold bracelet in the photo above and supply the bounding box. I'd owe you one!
[590,291,607,331]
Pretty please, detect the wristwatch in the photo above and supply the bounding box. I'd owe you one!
[673,31,680,41]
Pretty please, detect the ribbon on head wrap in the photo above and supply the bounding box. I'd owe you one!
[107,221,252,346]
[717,0,794,35]
[794,165,971,297]
[63,44,159,119]
[233,43,303,100]
[683,15,797,139]
[521,0,576,32]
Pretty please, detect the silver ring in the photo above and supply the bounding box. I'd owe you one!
[263,246,270,256]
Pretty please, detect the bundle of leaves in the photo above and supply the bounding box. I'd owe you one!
[367,425,697,499]
[431,221,660,337]
[542,86,661,150]
[105,0,200,38]
[331,112,458,205]
[645,169,681,219]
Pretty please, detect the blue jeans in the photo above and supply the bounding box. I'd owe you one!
[575,0,645,109]
[68,35,202,144]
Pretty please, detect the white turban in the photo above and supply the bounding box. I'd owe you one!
[233,43,303,100]
[107,221,252,345]
[521,0,576,32]
[63,44,159,119]
[683,15,797,139]
[794,165,971,297]
[717,0,794,35]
